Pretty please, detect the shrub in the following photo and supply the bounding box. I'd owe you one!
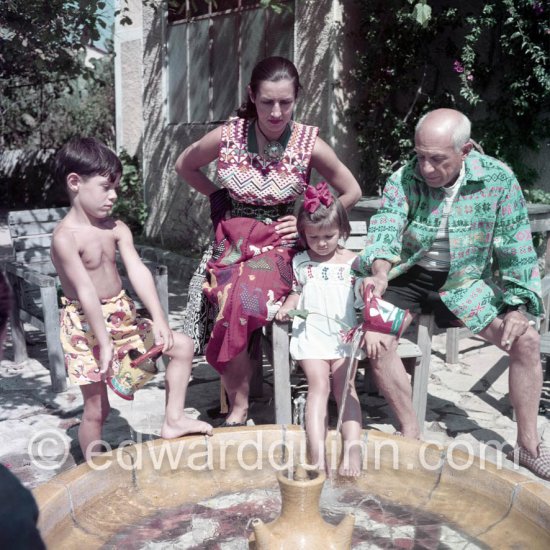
[351,0,549,195]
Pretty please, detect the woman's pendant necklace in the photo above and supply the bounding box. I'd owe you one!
[256,122,287,162]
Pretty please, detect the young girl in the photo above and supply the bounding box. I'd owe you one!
[276,182,363,477]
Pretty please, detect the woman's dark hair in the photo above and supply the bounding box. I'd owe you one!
[54,137,122,188]
[236,56,301,119]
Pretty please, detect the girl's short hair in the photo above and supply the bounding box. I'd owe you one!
[236,56,301,119]
[297,193,351,242]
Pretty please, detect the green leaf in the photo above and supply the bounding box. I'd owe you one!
[287,309,310,320]
[412,3,432,27]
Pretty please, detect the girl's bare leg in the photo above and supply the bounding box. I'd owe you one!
[301,359,331,472]
[79,382,110,461]
[220,347,252,424]
[332,358,363,477]
[161,332,213,438]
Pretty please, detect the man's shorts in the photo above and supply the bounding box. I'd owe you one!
[382,265,462,329]
[60,290,155,385]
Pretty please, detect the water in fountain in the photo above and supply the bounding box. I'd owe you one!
[38,426,550,548]
[102,482,485,548]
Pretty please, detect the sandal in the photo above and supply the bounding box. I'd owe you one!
[507,444,550,481]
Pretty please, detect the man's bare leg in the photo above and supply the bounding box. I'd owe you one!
[161,333,213,438]
[370,352,421,438]
[477,319,542,456]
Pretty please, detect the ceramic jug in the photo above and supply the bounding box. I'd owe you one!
[251,466,354,549]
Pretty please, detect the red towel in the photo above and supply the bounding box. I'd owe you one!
[204,217,296,372]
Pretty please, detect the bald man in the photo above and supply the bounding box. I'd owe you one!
[354,108,549,481]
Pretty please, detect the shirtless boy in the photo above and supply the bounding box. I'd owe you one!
[51,137,212,460]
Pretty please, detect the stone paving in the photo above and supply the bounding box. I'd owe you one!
[0,212,549,492]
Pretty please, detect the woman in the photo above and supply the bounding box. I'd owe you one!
[176,56,361,426]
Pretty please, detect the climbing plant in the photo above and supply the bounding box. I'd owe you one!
[351,0,549,195]
[112,151,148,235]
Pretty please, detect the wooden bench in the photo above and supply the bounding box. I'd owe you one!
[259,220,434,429]
[538,274,550,413]
[5,207,169,393]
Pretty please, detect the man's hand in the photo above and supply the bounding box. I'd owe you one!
[359,258,391,298]
[360,274,388,299]
[362,330,396,359]
[500,309,531,351]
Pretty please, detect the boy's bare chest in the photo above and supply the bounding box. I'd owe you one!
[74,228,117,269]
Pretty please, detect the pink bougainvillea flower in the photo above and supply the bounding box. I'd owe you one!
[453,60,464,73]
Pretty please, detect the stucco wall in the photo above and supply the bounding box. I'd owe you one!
[117,1,548,256]
[132,0,361,255]
[139,7,217,254]
[114,0,144,157]
[295,0,360,181]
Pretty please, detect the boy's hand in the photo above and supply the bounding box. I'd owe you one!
[154,320,174,352]
[99,343,115,380]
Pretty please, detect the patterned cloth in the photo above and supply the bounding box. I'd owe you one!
[193,117,319,371]
[230,198,294,221]
[354,151,543,333]
[204,217,295,371]
[60,290,155,386]
[182,243,216,355]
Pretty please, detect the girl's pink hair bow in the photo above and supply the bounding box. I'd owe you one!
[303,182,334,213]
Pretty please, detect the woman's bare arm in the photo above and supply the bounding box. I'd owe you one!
[310,137,362,210]
[174,126,223,196]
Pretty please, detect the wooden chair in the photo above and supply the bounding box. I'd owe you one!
[258,220,435,430]
[538,274,550,413]
[5,207,169,393]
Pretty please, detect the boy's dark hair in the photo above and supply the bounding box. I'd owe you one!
[53,137,122,188]
[297,197,351,242]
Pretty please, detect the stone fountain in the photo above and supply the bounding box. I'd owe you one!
[33,426,550,548]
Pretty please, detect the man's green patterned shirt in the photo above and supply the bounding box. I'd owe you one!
[354,151,542,333]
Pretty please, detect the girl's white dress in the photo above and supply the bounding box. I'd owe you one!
[290,250,364,360]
